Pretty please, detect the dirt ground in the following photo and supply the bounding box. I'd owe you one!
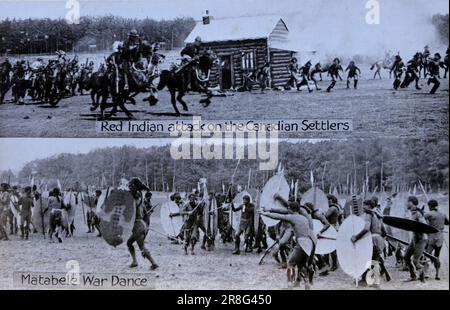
[0,194,448,291]
[0,59,448,139]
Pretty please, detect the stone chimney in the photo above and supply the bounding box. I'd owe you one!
[203,10,211,25]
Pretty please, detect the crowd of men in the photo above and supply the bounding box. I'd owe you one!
[1,177,448,289]
[1,33,448,108]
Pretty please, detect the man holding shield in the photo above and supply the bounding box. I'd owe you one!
[232,195,255,255]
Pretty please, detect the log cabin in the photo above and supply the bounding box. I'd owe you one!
[184,14,301,90]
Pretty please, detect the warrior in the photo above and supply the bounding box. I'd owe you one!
[297,61,313,93]
[422,45,431,77]
[404,196,428,282]
[11,60,28,105]
[171,193,204,255]
[400,53,422,90]
[257,62,271,93]
[143,42,166,104]
[232,195,255,255]
[47,188,65,242]
[122,29,143,91]
[86,190,101,236]
[262,204,317,289]
[284,57,299,90]
[370,61,382,80]
[326,58,343,92]
[310,63,323,90]
[443,47,449,79]
[345,61,361,89]
[351,200,391,285]
[390,55,405,90]
[427,53,442,94]
[126,178,158,270]
[180,36,203,92]
[323,194,343,272]
[0,58,13,104]
[0,183,11,240]
[270,194,299,268]
[424,200,449,280]
[18,186,34,240]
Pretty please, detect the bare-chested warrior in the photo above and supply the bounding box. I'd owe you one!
[424,199,449,280]
[262,202,317,289]
[345,61,361,89]
[310,63,323,90]
[427,53,442,94]
[351,200,391,285]
[297,61,313,93]
[404,196,427,282]
[232,195,255,255]
[126,178,159,270]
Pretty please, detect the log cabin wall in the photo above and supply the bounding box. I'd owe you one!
[203,39,293,89]
[203,39,268,89]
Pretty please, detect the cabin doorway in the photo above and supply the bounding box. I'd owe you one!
[219,55,233,90]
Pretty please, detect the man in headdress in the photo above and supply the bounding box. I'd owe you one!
[284,57,299,90]
[404,196,428,282]
[424,199,449,280]
[297,61,313,93]
[310,62,323,90]
[345,61,361,89]
[170,193,203,255]
[400,53,422,90]
[126,178,158,270]
[326,58,343,92]
[427,53,442,94]
[180,36,203,92]
[390,55,405,90]
[122,29,142,91]
[18,186,34,240]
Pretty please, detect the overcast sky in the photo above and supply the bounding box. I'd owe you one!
[0,138,172,172]
[0,0,447,21]
[1,0,448,57]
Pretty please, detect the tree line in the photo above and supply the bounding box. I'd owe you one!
[1,139,448,195]
[0,16,196,55]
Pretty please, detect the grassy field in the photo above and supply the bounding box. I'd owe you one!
[0,53,448,139]
[0,192,448,290]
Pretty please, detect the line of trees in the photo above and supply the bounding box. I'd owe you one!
[0,16,196,55]
[2,139,447,195]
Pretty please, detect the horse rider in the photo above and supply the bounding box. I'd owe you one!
[143,42,166,104]
[122,29,143,91]
[179,36,203,92]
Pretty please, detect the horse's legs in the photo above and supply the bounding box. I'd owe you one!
[176,91,188,112]
[170,89,181,116]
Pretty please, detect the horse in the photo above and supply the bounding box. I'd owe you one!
[156,51,217,116]
[42,63,66,106]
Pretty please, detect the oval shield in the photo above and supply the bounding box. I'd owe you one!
[32,196,50,235]
[232,191,252,232]
[336,215,373,279]
[160,201,183,238]
[98,190,136,247]
[313,219,338,255]
[260,173,290,227]
[301,187,329,214]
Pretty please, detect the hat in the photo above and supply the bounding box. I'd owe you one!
[327,194,338,204]
[129,29,139,37]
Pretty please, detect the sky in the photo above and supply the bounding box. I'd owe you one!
[0,0,448,57]
[0,137,321,172]
[0,138,172,172]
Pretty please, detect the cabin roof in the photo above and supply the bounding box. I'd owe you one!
[184,15,289,44]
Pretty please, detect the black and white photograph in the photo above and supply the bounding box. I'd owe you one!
[0,0,448,138]
[0,138,448,290]
[0,0,449,297]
